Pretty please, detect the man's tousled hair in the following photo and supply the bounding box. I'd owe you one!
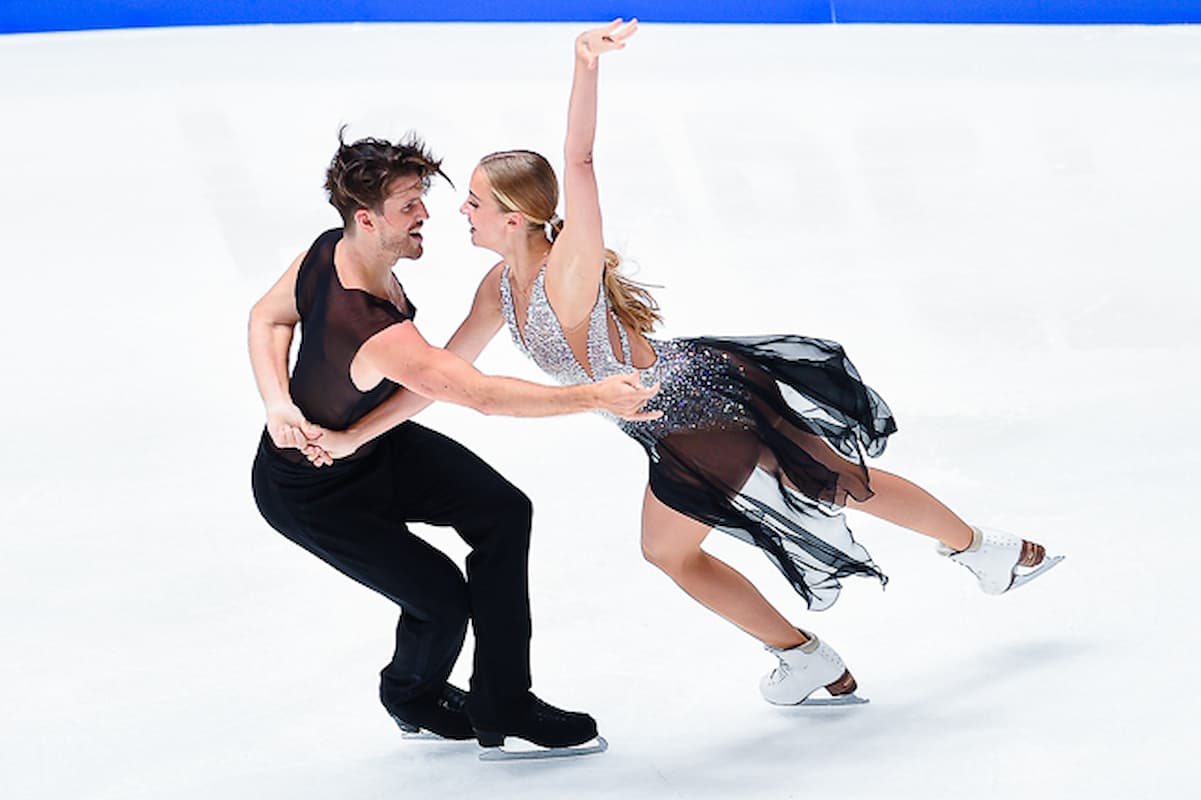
[324,125,450,224]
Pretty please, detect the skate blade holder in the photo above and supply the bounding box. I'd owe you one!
[479,736,609,762]
[801,693,869,707]
[1009,554,1065,591]
[390,715,455,742]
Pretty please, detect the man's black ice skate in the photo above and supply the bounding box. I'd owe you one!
[384,683,475,741]
[472,693,608,761]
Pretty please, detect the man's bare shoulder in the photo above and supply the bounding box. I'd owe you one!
[360,317,424,358]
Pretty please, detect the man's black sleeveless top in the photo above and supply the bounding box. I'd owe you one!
[289,228,415,435]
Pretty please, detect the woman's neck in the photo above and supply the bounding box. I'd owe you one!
[504,235,553,289]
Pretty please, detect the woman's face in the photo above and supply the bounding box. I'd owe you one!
[460,167,508,252]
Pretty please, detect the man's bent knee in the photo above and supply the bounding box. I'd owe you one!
[498,486,533,527]
[462,483,532,551]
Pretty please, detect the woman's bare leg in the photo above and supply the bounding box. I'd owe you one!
[640,486,806,650]
[845,467,974,551]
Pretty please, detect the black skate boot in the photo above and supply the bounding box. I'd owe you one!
[471,693,606,761]
[383,683,475,741]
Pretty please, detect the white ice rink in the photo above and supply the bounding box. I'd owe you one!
[1,21,1198,800]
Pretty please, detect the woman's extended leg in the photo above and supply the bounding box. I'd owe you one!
[639,485,806,650]
[846,466,1050,582]
[845,467,975,551]
[640,485,860,703]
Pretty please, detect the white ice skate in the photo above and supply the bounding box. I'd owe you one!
[761,634,868,706]
[937,525,1064,594]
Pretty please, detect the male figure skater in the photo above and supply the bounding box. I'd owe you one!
[249,131,656,756]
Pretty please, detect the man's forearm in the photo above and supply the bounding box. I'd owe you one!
[248,314,296,411]
[462,375,599,417]
[404,358,600,418]
[369,325,605,421]
[343,372,596,456]
[345,390,434,445]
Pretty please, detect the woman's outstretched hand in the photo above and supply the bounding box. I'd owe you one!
[576,18,638,69]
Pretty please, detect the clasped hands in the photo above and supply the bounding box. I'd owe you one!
[265,402,353,468]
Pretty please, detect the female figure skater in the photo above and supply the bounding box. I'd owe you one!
[320,20,1062,706]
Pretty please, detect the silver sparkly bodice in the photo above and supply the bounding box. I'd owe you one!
[499,264,633,385]
[499,264,755,443]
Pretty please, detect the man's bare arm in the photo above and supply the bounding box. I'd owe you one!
[248,252,323,449]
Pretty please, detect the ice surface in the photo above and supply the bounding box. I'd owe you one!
[1,21,1197,800]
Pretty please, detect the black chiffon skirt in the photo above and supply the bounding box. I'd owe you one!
[620,334,897,611]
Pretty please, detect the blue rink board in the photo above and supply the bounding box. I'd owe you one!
[2,1,1199,35]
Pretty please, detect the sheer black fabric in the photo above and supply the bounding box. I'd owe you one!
[282,228,415,462]
[624,335,898,611]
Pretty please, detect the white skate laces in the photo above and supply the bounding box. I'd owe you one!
[760,633,867,706]
[937,525,1064,594]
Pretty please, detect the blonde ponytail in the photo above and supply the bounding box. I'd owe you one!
[601,249,662,335]
[481,150,662,334]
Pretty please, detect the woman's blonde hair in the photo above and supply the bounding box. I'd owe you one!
[478,150,662,334]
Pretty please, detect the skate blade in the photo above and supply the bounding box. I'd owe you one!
[802,693,870,707]
[390,715,420,735]
[390,715,460,742]
[1009,554,1065,591]
[479,736,608,762]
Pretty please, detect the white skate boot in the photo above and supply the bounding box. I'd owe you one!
[760,633,867,706]
[937,525,1064,594]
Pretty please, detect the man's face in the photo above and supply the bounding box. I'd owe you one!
[372,174,429,261]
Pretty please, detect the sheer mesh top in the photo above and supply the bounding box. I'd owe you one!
[289,228,416,432]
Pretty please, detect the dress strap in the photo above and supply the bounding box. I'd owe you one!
[498,264,510,301]
[610,308,633,367]
[497,263,529,356]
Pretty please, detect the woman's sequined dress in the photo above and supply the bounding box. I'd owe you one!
[500,265,897,610]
